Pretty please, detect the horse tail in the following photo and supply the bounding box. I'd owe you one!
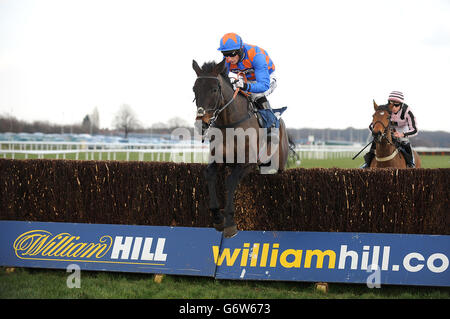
[287,133,296,153]
[287,133,300,164]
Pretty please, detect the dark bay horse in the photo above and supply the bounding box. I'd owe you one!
[192,59,290,237]
[371,100,421,168]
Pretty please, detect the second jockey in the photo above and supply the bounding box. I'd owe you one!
[361,91,418,168]
[217,32,277,113]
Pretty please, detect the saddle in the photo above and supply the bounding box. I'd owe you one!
[257,107,287,128]
[249,99,287,129]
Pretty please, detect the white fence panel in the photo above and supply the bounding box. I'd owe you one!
[2,141,449,163]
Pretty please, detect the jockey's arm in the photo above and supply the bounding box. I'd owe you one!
[247,54,271,93]
[403,109,418,137]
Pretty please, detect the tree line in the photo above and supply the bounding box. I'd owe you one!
[1,104,449,147]
[0,104,191,138]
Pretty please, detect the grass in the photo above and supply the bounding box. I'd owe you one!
[293,155,450,169]
[1,267,449,299]
[2,150,450,169]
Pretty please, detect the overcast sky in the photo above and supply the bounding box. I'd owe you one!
[1,0,450,132]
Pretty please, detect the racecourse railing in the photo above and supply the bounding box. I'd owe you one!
[1,141,449,163]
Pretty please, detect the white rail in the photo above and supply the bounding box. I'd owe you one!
[0,147,209,163]
[2,141,449,162]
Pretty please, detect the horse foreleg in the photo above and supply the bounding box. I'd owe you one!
[204,162,224,231]
[223,164,252,238]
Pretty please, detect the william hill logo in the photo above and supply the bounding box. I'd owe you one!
[212,243,337,269]
[13,230,167,265]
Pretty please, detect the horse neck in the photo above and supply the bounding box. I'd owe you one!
[217,76,248,124]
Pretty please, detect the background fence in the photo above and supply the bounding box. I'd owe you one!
[3,140,450,162]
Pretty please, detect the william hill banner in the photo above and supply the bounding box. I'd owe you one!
[0,220,449,287]
[0,221,221,277]
[215,231,450,287]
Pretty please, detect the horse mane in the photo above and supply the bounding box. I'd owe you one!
[201,61,233,88]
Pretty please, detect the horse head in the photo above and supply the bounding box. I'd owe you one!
[371,100,393,143]
[192,59,228,126]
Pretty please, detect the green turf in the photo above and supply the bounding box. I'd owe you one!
[290,155,450,169]
[1,267,449,299]
[2,151,450,168]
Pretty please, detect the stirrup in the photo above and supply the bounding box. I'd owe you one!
[360,162,370,169]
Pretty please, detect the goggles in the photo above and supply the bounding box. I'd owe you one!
[222,50,239,57]
[389,100,402,107]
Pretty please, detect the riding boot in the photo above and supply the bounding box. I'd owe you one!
[402,142,415,168]
[256,97,279,146]
[256,96,270,110]
[360,142,376,168]
[254,96,271,128]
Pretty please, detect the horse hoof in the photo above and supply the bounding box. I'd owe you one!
[213,222,224,232]
[211,209,224,232]
[223,225,238,238]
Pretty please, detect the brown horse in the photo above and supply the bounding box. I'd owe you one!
[371,100,421,168]
[192,59,290,237]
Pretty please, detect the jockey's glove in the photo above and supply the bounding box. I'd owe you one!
[234,78,249,91]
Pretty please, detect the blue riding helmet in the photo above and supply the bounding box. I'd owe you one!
[218,33,243,52]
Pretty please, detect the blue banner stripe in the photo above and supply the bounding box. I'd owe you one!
[0,221,449,286]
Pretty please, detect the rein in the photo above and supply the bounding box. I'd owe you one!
[372,110,399,162]
[372,120,391,142]
[353,108,399,162]
[195,73,250,130]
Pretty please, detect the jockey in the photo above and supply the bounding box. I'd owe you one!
[361,91,418,168]
[217,32,277,112]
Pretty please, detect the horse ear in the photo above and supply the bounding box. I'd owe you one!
[373,99,378,111]
[192,60,202,76]
[214,59,226,75]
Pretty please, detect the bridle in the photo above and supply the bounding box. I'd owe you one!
[352,107,397,161]
[372,109,396,147]
[194,73,250,130]
[372,108,401,162]
[194,76,239,127]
